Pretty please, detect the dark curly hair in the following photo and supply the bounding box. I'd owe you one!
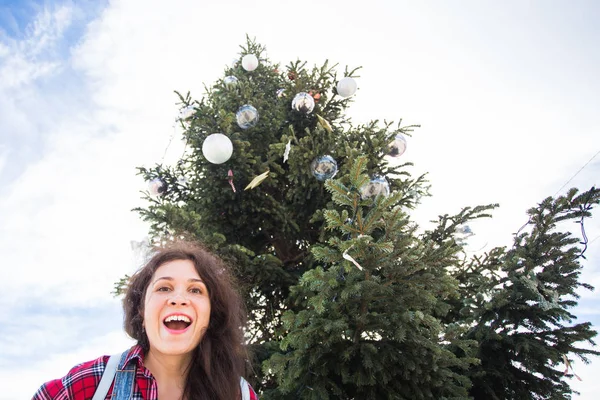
[123,240,247,400]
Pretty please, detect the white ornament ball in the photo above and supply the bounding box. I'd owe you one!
[202,133,233,164]
[241,54,259,71]
[388,133,407,158]
[336,77,357,98]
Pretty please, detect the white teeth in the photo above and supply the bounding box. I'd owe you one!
[164,315,191,323]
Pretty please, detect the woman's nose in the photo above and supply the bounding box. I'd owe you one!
[169,292,188,306]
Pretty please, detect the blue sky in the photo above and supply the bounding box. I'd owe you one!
[0,0,107,183]
[1,0,599,399]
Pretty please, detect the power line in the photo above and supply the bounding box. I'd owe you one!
[553,149,600,197]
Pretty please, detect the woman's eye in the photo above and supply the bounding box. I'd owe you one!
[190,287,202,294]
[157,287,171,292]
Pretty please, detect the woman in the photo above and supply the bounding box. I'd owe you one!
[33,241,258,400]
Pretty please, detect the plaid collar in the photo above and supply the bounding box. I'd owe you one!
[123,344,146,369]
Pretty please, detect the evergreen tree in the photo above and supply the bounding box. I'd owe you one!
[126,37,599,399]
[445,188,600,399]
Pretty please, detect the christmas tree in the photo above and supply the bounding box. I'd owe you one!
[128,38,599,399]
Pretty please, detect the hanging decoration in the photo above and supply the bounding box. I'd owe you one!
[245,170,270,190]
[236,105,259,129]
[562,355,582,381]
[292,92,315,114]
[241,54,259,71]
[388,133,407,158]
[316,115,333,133]
[342,245,363,271]
[360,175,390,199]
[276,88,286,98]
[283,140,292,163]
[202,133,233,164]
[227,169,236,192]
[336,76,357,97]
[311,155,338,181]
[148,178,167,196]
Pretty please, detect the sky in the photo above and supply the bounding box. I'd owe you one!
[0,0,599,398]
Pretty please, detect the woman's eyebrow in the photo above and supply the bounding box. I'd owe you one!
[153,276,204,284]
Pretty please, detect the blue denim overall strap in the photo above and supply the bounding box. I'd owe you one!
[111,350,137,400]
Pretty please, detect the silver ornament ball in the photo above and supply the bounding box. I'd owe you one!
[178,105,195,120]
[311,155,338,181]
[360,176,390,199]
[388,133,407,158]
[292,92,315,114]
[148,178,167,196]
[236,104,259,129]
[223,76,238,88]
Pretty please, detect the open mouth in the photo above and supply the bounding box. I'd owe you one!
[163,314,192,331]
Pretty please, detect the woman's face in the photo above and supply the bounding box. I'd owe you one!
[143,259,211,358]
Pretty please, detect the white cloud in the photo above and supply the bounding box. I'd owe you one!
[1,328,135,400]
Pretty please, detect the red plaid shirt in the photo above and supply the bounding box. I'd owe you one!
[32,345,259,399]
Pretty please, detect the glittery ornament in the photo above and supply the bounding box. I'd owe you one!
[148,178,166,196]
[388,133,407,158]
[241,54,259,71]
[336,77,357,97]
[360,176,390,199]
[236,105,259,129]
[276,88,285,98]
[288,71,297,80]
[311,155,338,181]
[202,133,233,164]
[223,76,238,88]
[292,92,315,114]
